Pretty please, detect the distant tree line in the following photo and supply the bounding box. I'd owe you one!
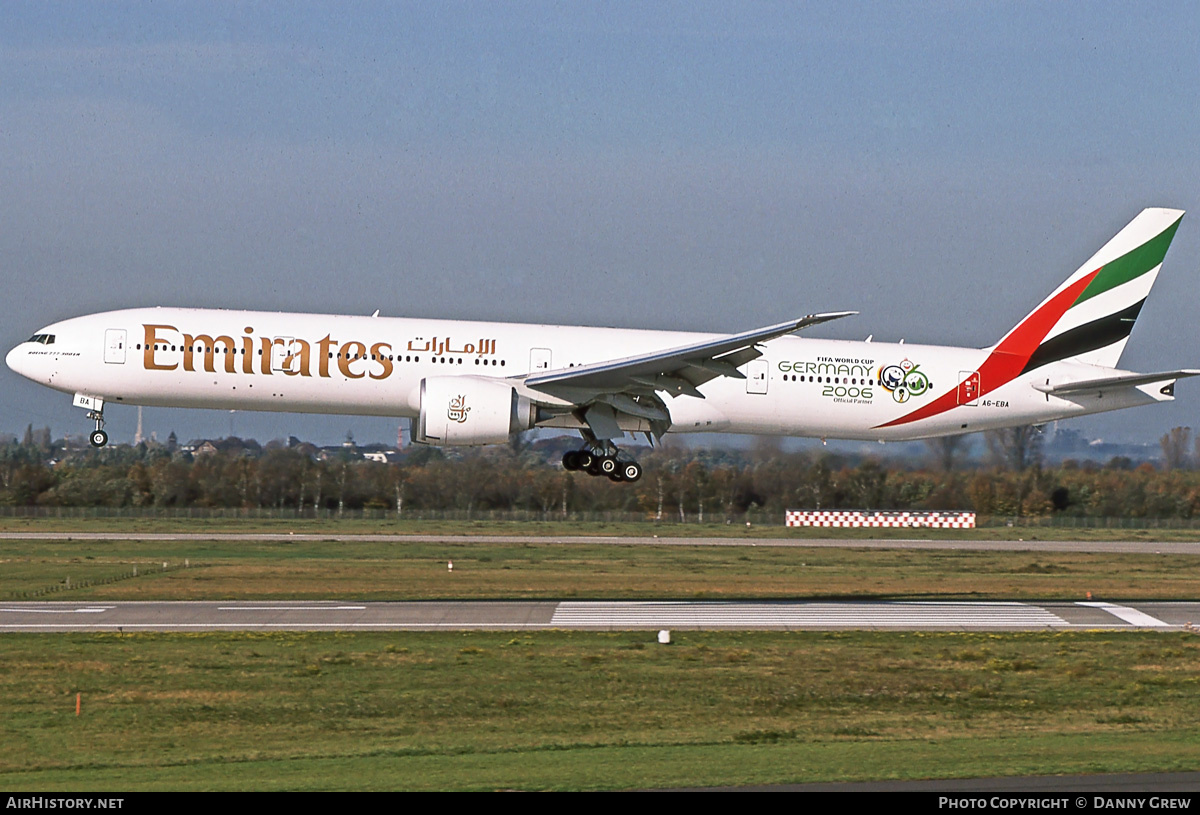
[2,425,1200,519]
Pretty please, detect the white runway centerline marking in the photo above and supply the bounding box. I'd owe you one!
[0,607,112,614]
[1076,602,1171,628]
[217,606,368,611]
[551,600,1070,628]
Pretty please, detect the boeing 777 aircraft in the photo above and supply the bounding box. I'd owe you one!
[7,208,1197,483]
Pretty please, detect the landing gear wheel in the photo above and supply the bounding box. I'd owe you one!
[84,405,107,449]
[567,432,641,484]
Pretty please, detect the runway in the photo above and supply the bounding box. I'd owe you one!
[2,599,1198,632]
[5,532,1198,632]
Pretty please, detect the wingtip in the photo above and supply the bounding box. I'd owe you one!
[803,310,858,323]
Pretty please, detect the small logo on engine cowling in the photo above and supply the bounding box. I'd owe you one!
[447,395,470,423]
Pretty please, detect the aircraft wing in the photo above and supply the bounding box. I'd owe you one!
[1032,369,1200,397]
[521,311,855,439]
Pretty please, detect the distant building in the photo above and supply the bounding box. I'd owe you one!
[193,441,219,457]
[180,437,261,458]
[363,450,402,464]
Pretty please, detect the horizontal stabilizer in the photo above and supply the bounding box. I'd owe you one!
[1033,369,1200,396]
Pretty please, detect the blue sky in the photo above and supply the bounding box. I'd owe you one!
[3,2,1200,447]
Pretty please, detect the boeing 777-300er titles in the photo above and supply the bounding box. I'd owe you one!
[7,207,1198,483]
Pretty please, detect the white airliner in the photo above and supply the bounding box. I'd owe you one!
[7,208,1197,483]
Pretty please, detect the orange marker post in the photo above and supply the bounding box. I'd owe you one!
[76,693,80,716]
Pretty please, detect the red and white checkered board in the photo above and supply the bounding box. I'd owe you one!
[785,510,976,529]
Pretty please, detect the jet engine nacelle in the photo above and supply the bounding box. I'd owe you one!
[413,376,536,446]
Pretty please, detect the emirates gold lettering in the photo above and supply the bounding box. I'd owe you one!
[259,336,274,375]
[183,333,236,373]
[241,327,255,375]
[283,338,312,377]
[142,324,178,371]
[369,342,393,380]
[338,341,366,379]
[317,335,337,378]
[140,324,499,381]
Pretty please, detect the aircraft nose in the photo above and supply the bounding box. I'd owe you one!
[6,342,31,379]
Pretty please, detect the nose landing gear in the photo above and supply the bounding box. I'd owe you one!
[73,394,109,448]
[87,410,108,447]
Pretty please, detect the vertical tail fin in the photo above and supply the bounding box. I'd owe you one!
[991,207,1184,374]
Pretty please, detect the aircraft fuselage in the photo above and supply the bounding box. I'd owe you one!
[5,307,1163,443]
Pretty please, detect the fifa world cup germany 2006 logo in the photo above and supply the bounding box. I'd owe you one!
[447,395,470,423]
[878,359,930,403]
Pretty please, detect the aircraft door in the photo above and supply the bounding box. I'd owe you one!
[957,371,980,406]
[271,338,301,373]
[104,329,127,364]
[530,348,552,373]
[746,359,769,394]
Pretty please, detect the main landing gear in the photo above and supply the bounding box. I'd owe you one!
[562,447,643,483]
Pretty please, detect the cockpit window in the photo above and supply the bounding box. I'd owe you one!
[26,334,55,345]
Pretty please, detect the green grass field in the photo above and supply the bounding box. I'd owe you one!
[2,630,1198,790]
[3,520,1200,789]
[4,538,1200,602]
